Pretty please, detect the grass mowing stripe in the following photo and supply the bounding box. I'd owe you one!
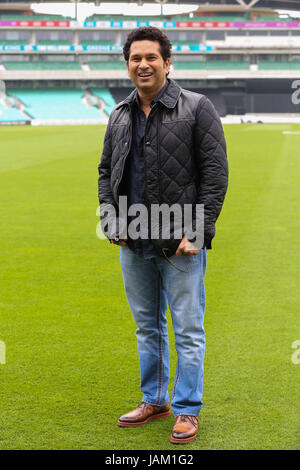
[0,124,299,450]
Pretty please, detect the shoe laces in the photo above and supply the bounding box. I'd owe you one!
[179,415,198,427]
[138,401,150,410]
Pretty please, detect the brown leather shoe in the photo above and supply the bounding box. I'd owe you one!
[170,415,198,444]
[117,402,171,427]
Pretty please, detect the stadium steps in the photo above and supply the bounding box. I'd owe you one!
[91,88,116,116]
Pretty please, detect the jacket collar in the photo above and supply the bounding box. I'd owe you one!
[115,78,182,110]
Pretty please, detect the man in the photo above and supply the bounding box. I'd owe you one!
[98,26,228,444]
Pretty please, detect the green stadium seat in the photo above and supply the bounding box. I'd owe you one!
[172,60,250,70]
[92,88,116,115]
[3,62,82,70]
[88,62,125,70]
[0,39,28,45]
[259,61,300,70]
[80,40,115,46]
[8,88,103,120]
[37,40,72,46]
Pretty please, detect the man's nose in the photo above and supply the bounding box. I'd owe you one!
[139,59,149,69]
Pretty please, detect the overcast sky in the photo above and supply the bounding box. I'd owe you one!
[30,3,300,20]
[31,3,199,20]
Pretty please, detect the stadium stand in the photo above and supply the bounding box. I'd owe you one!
[0,4,300,123]
[259,61,300,70]
[0,39,28,45]
[85,14,236,22]
[7,89,105,120]
[172,61,250,70]
[88,62,124,70]
[37,40,72,45]
[92,88,116,115]
[80,40,115,46]
[3,62,82,70]
[0,103,26,122]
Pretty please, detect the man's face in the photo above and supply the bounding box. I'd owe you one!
[126,40,170,93]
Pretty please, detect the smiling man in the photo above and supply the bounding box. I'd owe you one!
[98,27,228,444]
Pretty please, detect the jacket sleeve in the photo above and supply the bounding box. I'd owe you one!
[193,95,228,249]
[98,115,120,241]
[98,115,115,207]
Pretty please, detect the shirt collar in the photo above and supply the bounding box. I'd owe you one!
[134,79,169,109]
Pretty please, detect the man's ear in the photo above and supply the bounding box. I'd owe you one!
[165,58,171,75]
[126,60,129,73]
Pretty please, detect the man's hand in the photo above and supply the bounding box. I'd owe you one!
[176,236,199,256]
[111,237,127,247]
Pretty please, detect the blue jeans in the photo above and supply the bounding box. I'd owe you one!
[119,245,207,416]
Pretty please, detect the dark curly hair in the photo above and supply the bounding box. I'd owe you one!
[123,26,172,62]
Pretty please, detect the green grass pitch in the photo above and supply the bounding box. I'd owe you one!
[0,123,299,450]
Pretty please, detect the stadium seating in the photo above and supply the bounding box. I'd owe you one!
[170,15,246,21]
[80,40,115,46]
[7,89,103,120]
[86,15,247,22]
[88,61,124,70]
[0,39,28,45]
[3,62,82,70]
[171,40,199,46]
[0,103,27,121]
[257,16,294,21]
[259,61,300,70]
[172,60,250,70]
[92,88,116,115]
[37,40,72,45]
[4,59,299,72]
[86,15,166,21]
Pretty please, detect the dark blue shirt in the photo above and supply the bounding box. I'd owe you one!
[125,80,169,259]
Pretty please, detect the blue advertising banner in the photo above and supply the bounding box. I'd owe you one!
[0,44,212,52]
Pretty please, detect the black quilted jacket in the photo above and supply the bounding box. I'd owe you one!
[98,78,228,256]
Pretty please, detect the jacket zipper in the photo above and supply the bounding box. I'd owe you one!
[143,103,158,205]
